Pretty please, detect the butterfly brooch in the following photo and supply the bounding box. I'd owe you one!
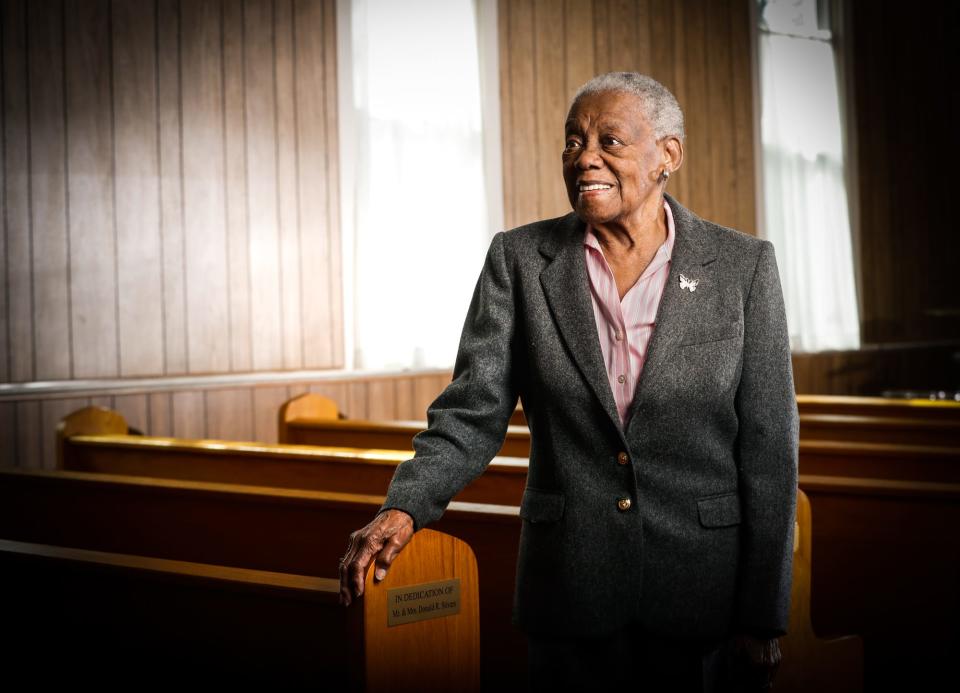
[679,274,699,292]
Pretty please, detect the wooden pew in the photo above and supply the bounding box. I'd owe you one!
[778,490,863,692]
[280,394,960,460]
[0,467,523,690]
[59,406,528,504]
[279,393,531,456]
[55,410,862,692]
[0,528,479,691]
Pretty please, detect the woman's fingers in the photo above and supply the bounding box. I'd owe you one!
[338,509,415,606]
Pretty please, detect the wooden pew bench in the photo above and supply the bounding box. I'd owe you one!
[0,528,478,691]
[58,406,529,505]
[280,393,960,462]
[56,408,861,692]
[278,393,531,456]
[0,467,523,690]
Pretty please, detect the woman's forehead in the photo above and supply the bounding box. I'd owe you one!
[565,91,648,131]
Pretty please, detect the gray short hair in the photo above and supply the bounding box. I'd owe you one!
[571,72,685,142]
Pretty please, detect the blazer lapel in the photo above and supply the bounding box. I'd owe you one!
[539,214,623,434]
[624,194,720,429]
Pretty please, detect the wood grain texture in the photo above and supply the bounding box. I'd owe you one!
[180,0,229,373]
[27,0,71,379]
[112,0,164,376]
[222,0,252,372]
[156,0,188,374]
[2,0,342,385]
[274,0,303,370]
[498,0,757,233]
[2,0,33,383]
[851,1,959,344]
[295,0,339,368]
[205,387,254,441]
[65,0,118,378]
[244,0,284,371]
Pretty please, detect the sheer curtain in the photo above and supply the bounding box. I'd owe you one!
[340,0,499,370]
[758,0,860,351]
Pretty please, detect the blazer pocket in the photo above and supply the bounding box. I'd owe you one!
[519,487,565,523]
[680,322,742,346]
[697,492,741,528]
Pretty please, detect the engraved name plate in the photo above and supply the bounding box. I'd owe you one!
[386,578,461,627]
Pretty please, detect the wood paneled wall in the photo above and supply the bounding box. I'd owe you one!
[0,0,342,383]
[497,0,756,233]
[851,0,960,344]
[0,369,453,469]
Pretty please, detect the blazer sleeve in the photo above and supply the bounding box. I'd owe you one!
[733,240,800,637]
[378,231,519,531]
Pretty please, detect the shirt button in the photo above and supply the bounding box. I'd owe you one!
[617,452,629,465]
[617,374,625,384]
[618,497,632,511]
[615,331,622,341]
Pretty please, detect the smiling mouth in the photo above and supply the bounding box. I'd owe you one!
[578,183,613,192]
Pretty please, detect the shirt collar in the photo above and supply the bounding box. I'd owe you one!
[583,198,677,269]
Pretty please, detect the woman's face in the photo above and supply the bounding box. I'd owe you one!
[562,90,667,228]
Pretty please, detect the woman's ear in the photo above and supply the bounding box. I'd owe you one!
[663,136,684,175]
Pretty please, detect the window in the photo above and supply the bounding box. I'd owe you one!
[338,0,502,370]
[756,0,860,351]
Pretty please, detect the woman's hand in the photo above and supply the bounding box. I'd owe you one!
[338,509,415,606]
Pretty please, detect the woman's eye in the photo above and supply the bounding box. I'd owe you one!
[603,136,623,147]
[564,140,581,150]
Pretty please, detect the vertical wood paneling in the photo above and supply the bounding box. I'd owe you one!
[206,387,254,440]
[274,0,303,369]
[503,0,538,227]
[252,386,287,443]
[28,0,71,379]
[15,400,40,468]
[0,16,7,386]
[171,390,205,438]
[295,0,335,368]
[563,0,594,106]
[39,397,87,468]
[704,0,734,226]
[394,376,415,420]
[65,0,118,378]
[148,391,172,436]
[366,379,395,421]
[113,393,148,433]
[156,0,188,374]
[592,0,611,75]
[608,0,638,71]
[2,0,33,383]
[321,0,343,367]
[221,0,252,372]
[112,0,164,375]
[0,403,15,466]
[728,0,755,234]
[181,0,229,373]
[533,0,567,220]
[244,0,284,370]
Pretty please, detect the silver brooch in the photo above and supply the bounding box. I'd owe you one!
[679,274,699,292]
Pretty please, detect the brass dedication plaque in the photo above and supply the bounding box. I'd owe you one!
[386,578,461,627]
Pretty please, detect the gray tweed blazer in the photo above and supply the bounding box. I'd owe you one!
[380,193,799,641]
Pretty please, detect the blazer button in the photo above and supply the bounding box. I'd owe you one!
[617,497,632,511]
[617,451,629,465]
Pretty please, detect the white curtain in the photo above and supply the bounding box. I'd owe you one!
[759,31,861,352]
[343,0,497,370]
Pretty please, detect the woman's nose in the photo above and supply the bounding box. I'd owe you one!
[576,143,602,169]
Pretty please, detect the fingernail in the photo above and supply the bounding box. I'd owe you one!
[375,568,386,581]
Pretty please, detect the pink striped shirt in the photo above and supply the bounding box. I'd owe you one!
[584,199,676,426]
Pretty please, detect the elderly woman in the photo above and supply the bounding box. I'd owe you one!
[339,72,798,692]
